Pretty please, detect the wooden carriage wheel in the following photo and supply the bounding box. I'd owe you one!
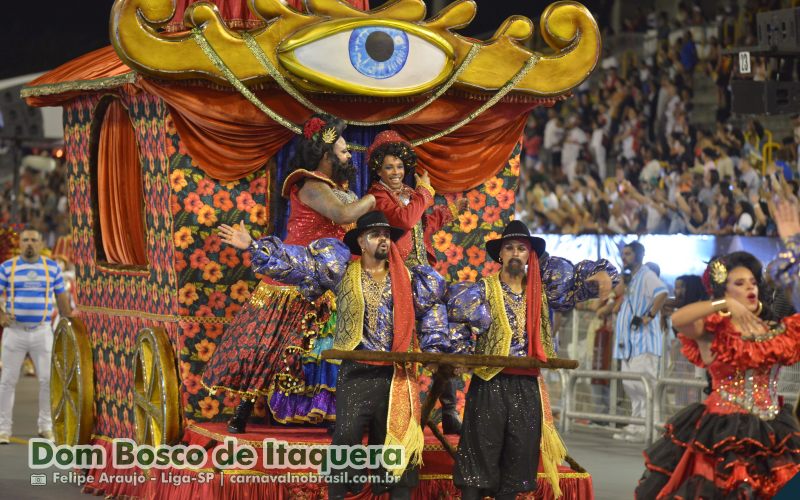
[133,327,180,446]
[51,317,94,445]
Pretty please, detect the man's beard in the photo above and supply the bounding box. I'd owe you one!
[331,155,356,186]
[374,247,389,261]
[23,248,35,257]
[506,258,525,276]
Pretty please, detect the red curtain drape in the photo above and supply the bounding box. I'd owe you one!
[97,100,148,266]
[137,78,537,191]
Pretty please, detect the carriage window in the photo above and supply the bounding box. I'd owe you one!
[90,97,148,267]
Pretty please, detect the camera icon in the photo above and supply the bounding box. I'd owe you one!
[30,474,47,486]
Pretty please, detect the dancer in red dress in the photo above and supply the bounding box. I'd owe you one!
[636,251,800,499]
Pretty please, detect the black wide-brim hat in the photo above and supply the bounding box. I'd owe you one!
[344,211,405,255]
[485,220,546,262]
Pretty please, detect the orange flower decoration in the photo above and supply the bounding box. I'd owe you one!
[197,178,215,196]
[445,245,464,265]
[482,261,501,276]
[482,206,502,224]
[208,291,226,309]
[206,323,224,339]
[432,230,453,253]
[225,303,242,318]
[484,231,502,243]
[203,233,222,253]
[496,188,515,210]
[174,253,187,272]
[457,266,478,282]
[249,204,268,225]
[485,177,503,198]
[182,321,201,338]
[189,249,210,269]
[466,191,487,212]
[178,284,199,306]
[230,280,251,303]
[466,246,487,267]
[508,154,521,176]
[236,192,256,211]
[250,177,268,195]
[199,396,220,419]
[170,194,181,215]
[433,260,450,279]
[183,373,202,395]
[212,191,233,211]
[219,247,240,268]
[197,205,218,226]
[183,193,203,214]
[170,170,188,192]
[195,339,216,362]
[174,227,194,250]
[203,261,223,283]
[458,212,479,233]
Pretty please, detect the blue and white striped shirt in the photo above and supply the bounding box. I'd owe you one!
[0,257,65,327]
[613,266,668,359]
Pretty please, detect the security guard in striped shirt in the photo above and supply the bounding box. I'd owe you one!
[0,227,72,444]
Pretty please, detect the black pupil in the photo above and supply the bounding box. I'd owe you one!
[365,31,394,62]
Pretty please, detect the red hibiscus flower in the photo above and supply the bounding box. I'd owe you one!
[236,192,256,211]
[189,249,210,269]
[183,193,203,214]
[496,188,515,210]
[219,247,240,268]
[212,191,233,211]
[466,246,487,267]
[482,206,502,224]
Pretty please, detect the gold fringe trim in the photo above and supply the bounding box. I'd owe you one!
[78,305,233,324]
[539,378,568,498]
[21,73,138,98]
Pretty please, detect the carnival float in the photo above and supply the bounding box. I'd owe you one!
[21,0,601,497]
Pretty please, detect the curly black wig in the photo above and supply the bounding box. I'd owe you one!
[368,142,418,186]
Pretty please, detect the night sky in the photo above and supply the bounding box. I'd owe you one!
[1,0,607,80]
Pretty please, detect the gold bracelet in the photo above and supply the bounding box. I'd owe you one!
[711,299,730,316]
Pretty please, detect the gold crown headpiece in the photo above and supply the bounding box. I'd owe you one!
[321,127,337,144]
[710,259,727,285]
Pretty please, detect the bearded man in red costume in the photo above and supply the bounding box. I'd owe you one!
[203,113,375,432]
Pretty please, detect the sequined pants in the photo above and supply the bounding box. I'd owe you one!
[454,373,542,497]
[327,361,419,498]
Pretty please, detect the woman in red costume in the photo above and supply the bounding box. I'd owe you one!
[366,130,467,434]
[636,251,800,499]
[202,114,375,432]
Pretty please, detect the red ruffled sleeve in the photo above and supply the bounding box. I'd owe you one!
[678,334,705,367]
[711,314,800,369]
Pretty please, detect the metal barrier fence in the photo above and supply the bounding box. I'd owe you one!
[543,307,800,445]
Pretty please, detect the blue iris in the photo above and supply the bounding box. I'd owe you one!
[348,27,409,79]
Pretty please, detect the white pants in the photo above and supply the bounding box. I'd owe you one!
[620,353,659,434]
[0,324,53,434]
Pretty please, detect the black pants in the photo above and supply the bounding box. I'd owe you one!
[328,361,419,498]
[454,373,542,497]
[439,377,458,413]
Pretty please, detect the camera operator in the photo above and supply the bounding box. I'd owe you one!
[612,242,668,442]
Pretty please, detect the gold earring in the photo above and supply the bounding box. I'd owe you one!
[498,258,503,263]
[756,301,763,315]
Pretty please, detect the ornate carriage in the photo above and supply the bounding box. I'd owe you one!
[23,0,601,497]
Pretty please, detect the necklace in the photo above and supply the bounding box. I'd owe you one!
[362,269,388,333]
[504,286,527,347]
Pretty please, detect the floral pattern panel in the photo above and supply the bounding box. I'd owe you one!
[63,91,178,438]
[431,141,521,282]
[165,112,270,423]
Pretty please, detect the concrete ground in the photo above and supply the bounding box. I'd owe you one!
[0,376,646,499]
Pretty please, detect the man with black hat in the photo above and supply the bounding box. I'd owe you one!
[220,211,449,500]
[448,220,618,500]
